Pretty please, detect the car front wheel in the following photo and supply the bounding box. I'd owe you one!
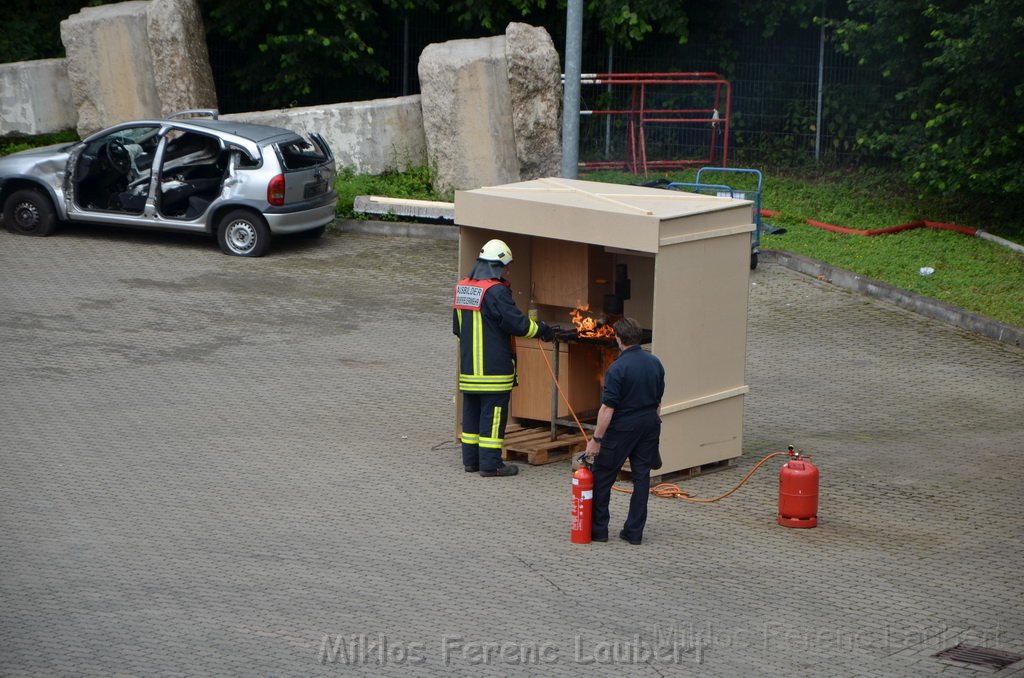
[4,188,58,236]
[216,209,271,257]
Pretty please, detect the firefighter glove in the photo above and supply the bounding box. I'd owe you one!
[537,321,555,342]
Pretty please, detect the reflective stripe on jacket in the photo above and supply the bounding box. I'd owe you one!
[452,276,540,393]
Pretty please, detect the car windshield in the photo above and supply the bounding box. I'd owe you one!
[276,134,328,170]
[111,127,159,145]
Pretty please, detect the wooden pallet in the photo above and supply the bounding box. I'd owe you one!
[502,424,588,465]
[619,457,737,484]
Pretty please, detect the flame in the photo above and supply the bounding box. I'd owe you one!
[569,304,615,338]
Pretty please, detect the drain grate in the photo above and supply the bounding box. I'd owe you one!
[934,644,1024,670]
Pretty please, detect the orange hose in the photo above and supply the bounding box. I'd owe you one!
[535,338,590,443]
[613,450,785,502]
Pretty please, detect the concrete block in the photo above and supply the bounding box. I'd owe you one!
[222,96,427,175]
[61,1,160,137]
[505,23,562,180]
[145,0,217,117]
[0,59,78,135]
[353,195,454,222]
[60,0,216,137]
[418,35,520,195]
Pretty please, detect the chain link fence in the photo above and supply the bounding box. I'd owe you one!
[210,16,906,173]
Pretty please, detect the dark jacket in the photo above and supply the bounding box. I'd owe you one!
[602,345,665,421]
[452,266,540,393]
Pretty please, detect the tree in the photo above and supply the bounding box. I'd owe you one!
[0,0,109,63]
[831,0,1024,213]
[199,0,405,107]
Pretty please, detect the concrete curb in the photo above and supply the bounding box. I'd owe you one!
[334,218,458,241]
[761,249,1023,348]
[329,221,1022,349]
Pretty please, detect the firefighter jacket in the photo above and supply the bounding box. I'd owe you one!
[453,276,541,393]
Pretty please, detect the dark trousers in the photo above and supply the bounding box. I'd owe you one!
[461,392,511,472]
[591,412,662,541]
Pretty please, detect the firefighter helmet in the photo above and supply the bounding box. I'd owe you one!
[478,239,513,265]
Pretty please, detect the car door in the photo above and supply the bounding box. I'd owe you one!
[153,127,229,223]
[66,124,160,224]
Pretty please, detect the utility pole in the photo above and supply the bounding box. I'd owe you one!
[561,0,583,178]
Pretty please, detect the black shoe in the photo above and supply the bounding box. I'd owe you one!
[619,531,642,545]
[591,534,608,543]
[464,465,479,472]
[479,464,519,477]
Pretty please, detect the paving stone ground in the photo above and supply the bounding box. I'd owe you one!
[1,224,1022,677]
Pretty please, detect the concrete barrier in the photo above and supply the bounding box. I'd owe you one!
[0,59,78,136]
[222,96,427,175]
[418,35,520,195]
[60,0,215,137]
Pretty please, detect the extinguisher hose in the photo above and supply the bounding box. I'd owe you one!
[535,338,787,503]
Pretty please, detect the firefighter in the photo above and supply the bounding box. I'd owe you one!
[453,238,555,476]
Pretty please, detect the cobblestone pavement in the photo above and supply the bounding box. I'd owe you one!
[1,225,1022,677]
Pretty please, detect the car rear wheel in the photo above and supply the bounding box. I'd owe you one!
[4,188,58,236]
[216,209,271,257]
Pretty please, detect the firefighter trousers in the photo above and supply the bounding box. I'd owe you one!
[461,392,511,472]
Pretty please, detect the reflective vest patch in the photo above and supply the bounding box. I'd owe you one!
[453,278,504,311]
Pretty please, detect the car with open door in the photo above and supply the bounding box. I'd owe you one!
[0,110,337,257]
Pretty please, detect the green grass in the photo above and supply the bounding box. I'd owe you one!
[759,172,1023,328]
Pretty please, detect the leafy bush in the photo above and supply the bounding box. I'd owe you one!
[0,130,80,157]
[333,165,439,219]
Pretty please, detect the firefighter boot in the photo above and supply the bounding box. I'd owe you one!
[479,463,520,477]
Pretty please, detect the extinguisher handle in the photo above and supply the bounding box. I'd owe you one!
[576,452,590,467]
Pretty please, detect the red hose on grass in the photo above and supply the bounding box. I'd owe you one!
[759,210,976,237]
[804,219,976,237]
[759,209,1024,255]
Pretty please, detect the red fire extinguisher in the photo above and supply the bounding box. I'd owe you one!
[778,445,819,528]
[571,457,594,544]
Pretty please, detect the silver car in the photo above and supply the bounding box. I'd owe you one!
[0,110,337,257]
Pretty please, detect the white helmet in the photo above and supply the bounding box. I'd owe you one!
[478,239,513,265]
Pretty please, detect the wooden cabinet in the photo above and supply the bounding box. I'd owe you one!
[531,239,613,310]
[511,341,609,422]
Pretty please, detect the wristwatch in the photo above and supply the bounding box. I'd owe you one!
[593,436,603,443]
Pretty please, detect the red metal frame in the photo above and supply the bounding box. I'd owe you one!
[576,72,731,174]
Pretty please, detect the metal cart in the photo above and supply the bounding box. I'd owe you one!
[667,167,764,269]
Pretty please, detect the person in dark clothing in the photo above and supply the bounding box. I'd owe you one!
[585,317,665,544]
[453,239,555,477]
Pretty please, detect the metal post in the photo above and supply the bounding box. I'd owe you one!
[604,45,613,158]
[550,339,560,440]
[561,0,583,178]
[814,1,826,161]
[402,16,410,97]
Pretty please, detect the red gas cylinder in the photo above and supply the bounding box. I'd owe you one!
[571,463,594,544]
[778,448,819,528]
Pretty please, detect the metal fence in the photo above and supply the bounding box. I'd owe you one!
[209,14,907,173]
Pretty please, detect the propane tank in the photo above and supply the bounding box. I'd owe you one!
[778,445,819,528]
[571,459,594,544]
